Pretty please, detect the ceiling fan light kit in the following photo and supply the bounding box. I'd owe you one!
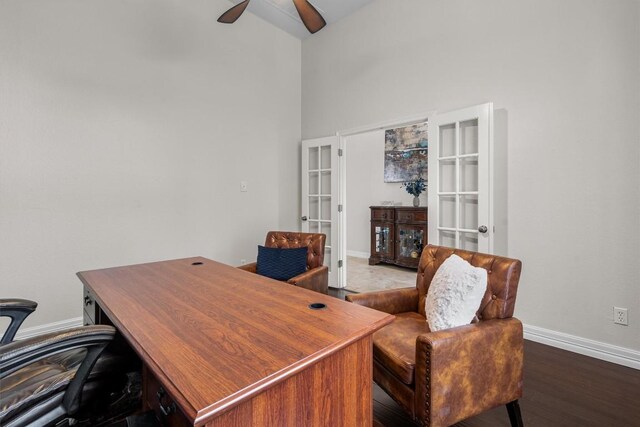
[218,0,326,34]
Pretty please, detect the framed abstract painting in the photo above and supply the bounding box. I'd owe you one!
[384,122,428,183]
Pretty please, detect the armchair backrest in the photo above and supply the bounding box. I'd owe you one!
[417,245,522,320]
[264,231,326,270]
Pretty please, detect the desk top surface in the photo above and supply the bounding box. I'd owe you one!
[77,257,393,426]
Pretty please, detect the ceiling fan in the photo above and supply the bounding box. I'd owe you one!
[217,0,327,34]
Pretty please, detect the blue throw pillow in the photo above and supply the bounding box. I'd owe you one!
[256,246,308,281]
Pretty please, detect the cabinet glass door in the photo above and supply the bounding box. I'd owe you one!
[373,224,394,258]
[396,225,425,261]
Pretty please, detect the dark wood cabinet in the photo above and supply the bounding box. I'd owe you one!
[369,206,428,269]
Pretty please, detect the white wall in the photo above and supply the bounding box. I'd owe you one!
[303,0,640,351]
[0,0,301,328]
[346,130,427,256]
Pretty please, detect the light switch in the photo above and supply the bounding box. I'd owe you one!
[240,181,248,192]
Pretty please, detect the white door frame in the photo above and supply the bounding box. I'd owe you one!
[301,136,340,288]
[335,111,436,288]
[427,102,494,253]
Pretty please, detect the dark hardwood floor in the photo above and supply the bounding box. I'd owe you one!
[328,288,640,427]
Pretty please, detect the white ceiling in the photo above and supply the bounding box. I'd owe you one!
[223,0,374,39]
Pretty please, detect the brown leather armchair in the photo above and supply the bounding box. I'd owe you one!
[347,245,524,427]
[238,231,329,294]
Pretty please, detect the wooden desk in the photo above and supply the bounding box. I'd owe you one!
[78,257,393,426]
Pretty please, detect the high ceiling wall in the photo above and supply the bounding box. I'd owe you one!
[0,0,301,328]
[302,0,640,353]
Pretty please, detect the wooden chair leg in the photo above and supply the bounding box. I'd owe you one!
[506,400,523,427]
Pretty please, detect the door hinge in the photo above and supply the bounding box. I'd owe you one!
[338,148,343,157]
[338,204,343,212]
[338,260,343,268]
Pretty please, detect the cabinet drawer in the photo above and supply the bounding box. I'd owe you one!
[143,367,190,427]
[397,210,427,223]
[371,209,394,221]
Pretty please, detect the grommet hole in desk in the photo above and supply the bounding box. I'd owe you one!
[308,303,327,310]
[191,262,203,266]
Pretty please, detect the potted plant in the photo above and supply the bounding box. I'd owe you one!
[402,177,426,207]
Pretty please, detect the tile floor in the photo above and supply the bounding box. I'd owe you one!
[345,256,416,293]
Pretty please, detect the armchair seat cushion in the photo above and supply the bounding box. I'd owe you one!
[0,348,86,422]
[373,312,430,385]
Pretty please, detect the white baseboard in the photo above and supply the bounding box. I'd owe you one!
[347,250,369,259]
[524,324,640,370]
[15,317,84,340]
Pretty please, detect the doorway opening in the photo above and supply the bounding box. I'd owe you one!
[312,103,501,289]
[339,115,431,292]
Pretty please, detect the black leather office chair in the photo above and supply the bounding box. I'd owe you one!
[0,298,38,344]
[0,299,121,427]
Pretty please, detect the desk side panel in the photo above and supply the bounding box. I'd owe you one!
[204,336,373,427]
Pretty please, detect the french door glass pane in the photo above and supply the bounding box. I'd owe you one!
[309,197,319,220]
[320,196,331,220]
[309,172,319,195]
[460,119,479,155]
[439,123,456,157]
[460,158,478,192]
[320,171,331,195]
[309,221,319,233]
[321,222,331,245]
[459,232,478,251]
[439,195,456,228]
[439,230,456,247]
[321,145,331,169]
[439,159,456,193]
[324,247,331,270]
[309,147,319,170]
[460,195,478,230]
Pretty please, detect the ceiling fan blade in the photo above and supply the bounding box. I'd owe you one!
[217,0,251,24]
[291,0,326,34]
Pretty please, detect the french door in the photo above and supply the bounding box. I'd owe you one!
[301,136,340,288]
[428,103,493,253]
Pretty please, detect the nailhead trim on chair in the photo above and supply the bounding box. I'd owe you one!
[422,342,431,427]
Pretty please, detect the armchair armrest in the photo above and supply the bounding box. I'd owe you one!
[346,287,418,314]
[0,298,38,344]
[287,265,329,294]
[414,318,523,427]
[1,325,116,416]
[0,299,38,311]
[237,262,257,274]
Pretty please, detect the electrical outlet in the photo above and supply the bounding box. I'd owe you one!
[613,307,628,326]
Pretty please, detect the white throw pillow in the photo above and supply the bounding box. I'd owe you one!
[425,254,488,332]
